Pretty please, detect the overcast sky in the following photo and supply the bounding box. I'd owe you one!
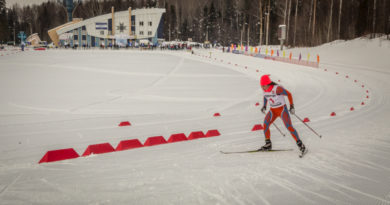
[6,0,52,8]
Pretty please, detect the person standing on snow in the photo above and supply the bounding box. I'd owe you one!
[259,74,307,155]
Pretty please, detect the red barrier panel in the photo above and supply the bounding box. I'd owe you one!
[115,139,143,151]
[350,107,355,111]
[34,48,46,51]
[330,112,336,117]
[39,148,79,163]
[168,133,188,143]
[252,124,264,131]
[255,102,260,106]
[361,102,365,105]
[303,118,310,123]
[214,113,221,117]
[119,121,131,127]
[205,130,220,137]
[82,143,115,156]
[188,131,206,140]
[144,136,167,146]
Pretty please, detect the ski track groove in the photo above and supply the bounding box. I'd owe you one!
[279,166,356,202]
[0,174,22,198]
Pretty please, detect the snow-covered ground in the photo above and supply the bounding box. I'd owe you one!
[0,37,389,204]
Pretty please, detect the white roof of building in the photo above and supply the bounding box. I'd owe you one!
[57,8,165,35]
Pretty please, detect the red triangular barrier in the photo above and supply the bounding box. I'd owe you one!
[188,131,206,140]
[213,113,221,117]
[82,143,115,156]
[119,121,131,127]
[350,107,355,111]
[330,112,336,116]
[144,136,167,146]
[168,133,188,143]
[205,130,220,137]
[39,148,79,163]
[252,124,264,131]
[255,102,260,106]
[303,118,310,123]
[115,139,143,151]
[361,102,365,105]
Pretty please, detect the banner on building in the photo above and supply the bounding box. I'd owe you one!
[96,22,108,30]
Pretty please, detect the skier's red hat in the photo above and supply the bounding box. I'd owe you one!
[260,75,272,86]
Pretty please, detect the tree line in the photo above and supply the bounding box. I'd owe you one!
[1,0,389,47]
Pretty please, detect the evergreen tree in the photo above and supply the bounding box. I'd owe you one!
[0,0,9,42]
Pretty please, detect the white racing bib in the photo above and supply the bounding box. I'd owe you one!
[263,85,286,108]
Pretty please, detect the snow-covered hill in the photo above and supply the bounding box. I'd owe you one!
[0,37,389,204]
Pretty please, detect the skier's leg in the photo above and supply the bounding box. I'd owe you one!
[281,105,301,142]
[263,109,279,140]
[263,112,274,140]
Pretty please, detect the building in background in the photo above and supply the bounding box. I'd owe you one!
[26,33,42,47]
[48,7,165,48]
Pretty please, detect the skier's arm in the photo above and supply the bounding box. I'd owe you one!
[261,97,268,113]
[276,86,294,105]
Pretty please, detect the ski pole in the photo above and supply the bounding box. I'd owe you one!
[272,123,286,137]
[293,113,322,138]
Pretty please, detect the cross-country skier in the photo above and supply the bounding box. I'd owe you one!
[259,74,307,155]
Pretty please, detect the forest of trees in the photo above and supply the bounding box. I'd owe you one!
[1,0,389,47]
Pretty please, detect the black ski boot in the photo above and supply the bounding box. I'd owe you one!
[258,139,272,151]
[297,140,308,158]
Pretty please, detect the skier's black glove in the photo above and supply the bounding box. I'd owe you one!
[261,106,267,114]
[289,104,295,115]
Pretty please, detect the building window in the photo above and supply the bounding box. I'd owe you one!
[82,26,86,30]
[139,31,144,35]
[139,21,144,26]
[148,31,152,36]
[132,21,135,26]
[82,35,86,40]
[148,21,152,26]
[74,35,78,40]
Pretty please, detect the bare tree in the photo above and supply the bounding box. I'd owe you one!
[337,0,342,39]
[372,0,376,38]
[265,0,270,46]
[312,0,316,45]
[327,0,333,42]
[293,0,298,46]
[308,0,313,38]
[259,0,263,46]
[286,0,291,45]
[284,0,288,24]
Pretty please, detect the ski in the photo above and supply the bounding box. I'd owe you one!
[220,149,293,154]
[299,148,309,158]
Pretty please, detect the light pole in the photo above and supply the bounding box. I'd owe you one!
[13,21,15,45]
[206,25,209,42]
